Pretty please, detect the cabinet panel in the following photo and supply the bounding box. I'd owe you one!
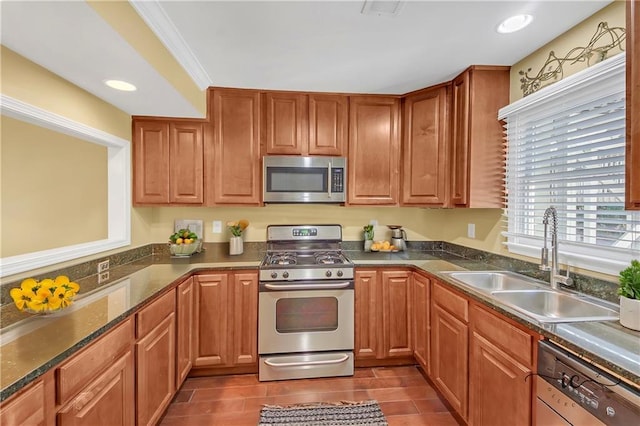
[136,314,176,426]
[231,273,258,365]
[412,273,430,373]
[381,270,412,358]
[57,350,134,426]
[169,123,203,204]
[309,94,348,156]
[348,96,401,205]
[0,372,54,426]
[431,303,468,419]
[402,85,450,206]
[209,88,261,205]
[265,92,308,155]
[627,0,640,209]
[133,121,170,204]
[176,277,195,387]
[469,333,531,426]
[354,270,380,360]
[194,273,229,366]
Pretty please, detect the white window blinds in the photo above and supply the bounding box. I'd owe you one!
[499,53,639,275]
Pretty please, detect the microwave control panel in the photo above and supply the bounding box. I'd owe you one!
[332,168,344,193]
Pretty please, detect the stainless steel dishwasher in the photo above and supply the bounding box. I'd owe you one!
[537,341,640,425]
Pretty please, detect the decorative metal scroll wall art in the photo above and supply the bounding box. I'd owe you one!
[519,22,626,97]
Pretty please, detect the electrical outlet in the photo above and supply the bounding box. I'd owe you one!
[369,219,378,226]
[467,223,476,239]
[98,271,110,283]
[97,260,109,273]
[213,220,222,233]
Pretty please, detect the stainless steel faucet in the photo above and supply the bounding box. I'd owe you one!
[540,206,573,289]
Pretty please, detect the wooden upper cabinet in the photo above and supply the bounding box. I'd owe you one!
[207,88,261,205]
[264,92,348,156]
[401,85,450,206]
[133,119,204,205]
[308,94,348,156]
[265,92,308,155]
[348,96,401,205]
[627,0,640,209]
[450,66,509,208]
[133,120,170,204]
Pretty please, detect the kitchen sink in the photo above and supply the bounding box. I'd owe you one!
[440,271,619,323]
[490,290,619,323]
[440,271,545,292]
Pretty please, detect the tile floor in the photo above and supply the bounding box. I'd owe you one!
[159,365,460,425]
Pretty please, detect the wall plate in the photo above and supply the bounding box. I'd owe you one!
[174,219,204,239]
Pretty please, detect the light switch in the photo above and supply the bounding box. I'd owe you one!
[467,223,476,239]
[213,221,222,233]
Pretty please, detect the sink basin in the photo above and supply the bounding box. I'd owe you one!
[490,290,619,323]
[440,271,545,292]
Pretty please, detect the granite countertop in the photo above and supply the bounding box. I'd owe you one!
[1,245,638,402]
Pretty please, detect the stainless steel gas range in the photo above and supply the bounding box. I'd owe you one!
[258,224,354,381]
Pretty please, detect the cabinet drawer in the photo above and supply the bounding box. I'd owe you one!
[57,317,134,405]
[137,290,176,338]
[432,280,468,322]
[470,304,534,367]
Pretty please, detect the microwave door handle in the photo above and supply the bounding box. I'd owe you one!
[327,161,332,198]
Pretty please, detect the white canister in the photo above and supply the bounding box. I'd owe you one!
[229,236,244,255]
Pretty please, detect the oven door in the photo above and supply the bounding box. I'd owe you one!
[258,282,354,354]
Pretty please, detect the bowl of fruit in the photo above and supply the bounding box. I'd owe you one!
[169,228,202,257]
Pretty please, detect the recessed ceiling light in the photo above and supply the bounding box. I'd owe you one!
[104,79,137,91]
[361,0,405,17]
[497,14,533,34]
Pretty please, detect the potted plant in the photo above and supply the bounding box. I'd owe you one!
[227,219,249,255]
[363,225,374,252]
[618,259,640,331]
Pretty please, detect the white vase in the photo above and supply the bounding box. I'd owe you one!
[229,236,243,255]
[619,296,640,331]
[364,239,373,252]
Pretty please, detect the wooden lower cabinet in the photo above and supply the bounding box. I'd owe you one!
[57,350,135,426]
[0,371,55,426]
[354,268,413,363]
[176,277,195,387]
[194,271,258,370]
[136,291,176,426]
[411,272,430,373]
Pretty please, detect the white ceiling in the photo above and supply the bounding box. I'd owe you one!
[1,0,613,118]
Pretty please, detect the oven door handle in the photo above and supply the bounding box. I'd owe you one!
[264,354,349,368]
[264,282,351,291]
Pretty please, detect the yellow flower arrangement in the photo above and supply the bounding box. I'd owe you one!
[227,219,249,237]
[10,275,79,314]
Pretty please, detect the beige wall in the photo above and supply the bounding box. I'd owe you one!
[510,1,625,102]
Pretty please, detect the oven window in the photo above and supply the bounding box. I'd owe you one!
[267,167,328,193]
[275,297,338,333]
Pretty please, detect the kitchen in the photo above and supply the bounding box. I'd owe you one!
[1,0,639,425]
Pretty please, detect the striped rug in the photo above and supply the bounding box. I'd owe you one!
[258,400,388,426]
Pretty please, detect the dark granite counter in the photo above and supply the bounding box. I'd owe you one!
[1,244,638,402]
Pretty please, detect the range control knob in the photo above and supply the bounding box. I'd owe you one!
[326,270,333,277]
[271,272,278,279]
[337,270,344,277]
[282,271,289,279]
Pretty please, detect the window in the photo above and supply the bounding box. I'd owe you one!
[499,53,639,275]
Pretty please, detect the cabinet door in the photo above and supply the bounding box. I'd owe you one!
[209,89,261,205]
[412,273,430,373]
[194,273,229,366]
[348,96,401,205]
[265,92,308,155]
[469,332,531,426]
[136,314,176,426]
[57,350,134,426]
[133,121,170,204]
[627,0,640,209]
[176,277,194,387]
[231,272,258,365]
[1,372,54,426]
[431,303,468,419]
[354,270,380,360]
[381,270,413,358]
[169,122,203,204]
[308,94,348,156]
[402,86,450,206]
[451,73,470,207]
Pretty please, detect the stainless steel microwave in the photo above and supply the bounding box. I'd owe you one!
[263,156,347,203]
